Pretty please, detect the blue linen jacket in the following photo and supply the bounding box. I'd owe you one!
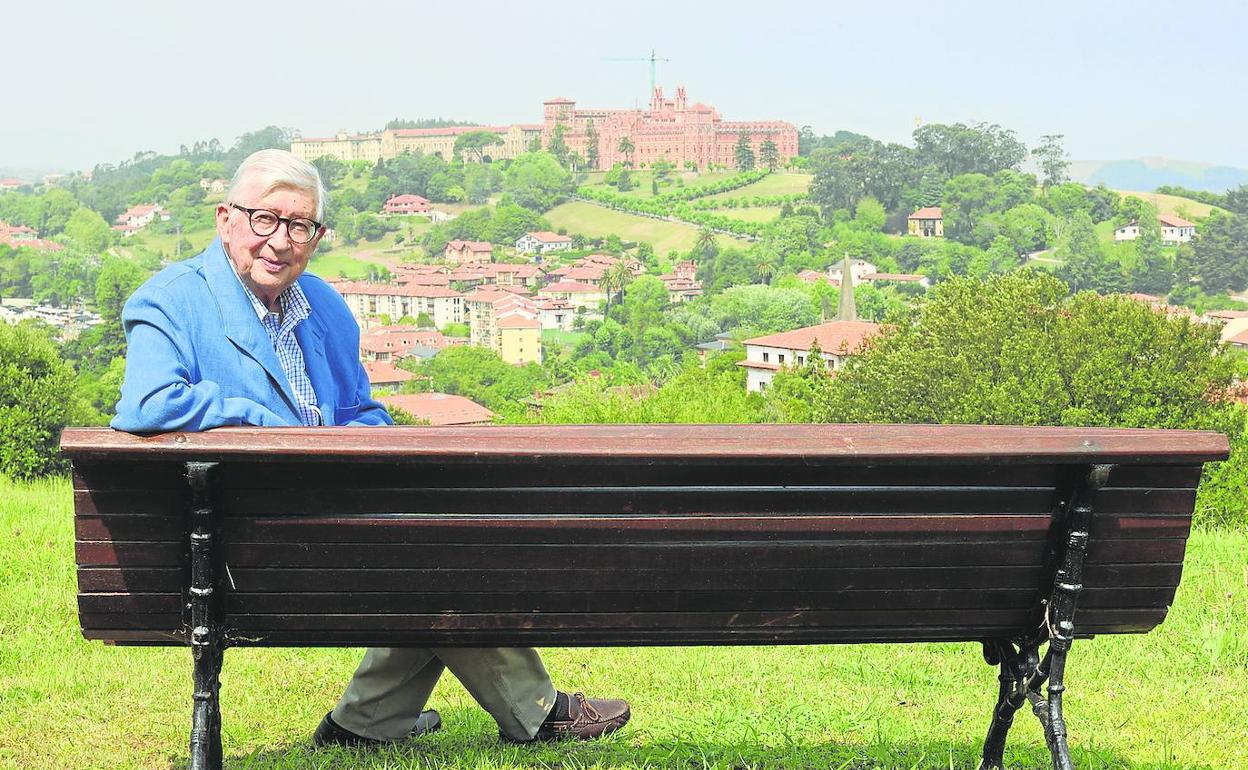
[111,238,392,432]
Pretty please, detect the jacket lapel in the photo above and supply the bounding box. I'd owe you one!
[204,239,302,419]
[293,286,335,422]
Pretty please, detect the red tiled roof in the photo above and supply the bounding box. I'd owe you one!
[378,393,495,425]
[525,231,572,243]
[446,240,493,252]
[540,280,601,293]
[334,281,463,298]
[363,360,414,384]
[496,314,541,329]
[743,321,882,356]
[1227,329,1248,347]
[909,207,942,220]
[1158,214,1196,228]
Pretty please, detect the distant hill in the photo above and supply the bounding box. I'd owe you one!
[1070,157,1248,194]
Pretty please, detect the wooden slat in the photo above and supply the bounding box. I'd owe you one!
[59,425,1231,465]
[79,567,184,592]
[75,515,186,541]
[76,585,1178,616]
[214,562,1182,593]
[219,514,1192,543]
[75,542,185,568]
[213,537,1185,570]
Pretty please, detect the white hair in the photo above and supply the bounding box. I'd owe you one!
[227,149,327,221]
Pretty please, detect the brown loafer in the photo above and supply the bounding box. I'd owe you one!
[517,692,630,742]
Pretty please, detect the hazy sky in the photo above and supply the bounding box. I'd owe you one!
[4,0,1245,173]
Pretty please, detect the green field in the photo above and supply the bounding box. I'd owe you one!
[1114,190,1223,219]
[702,173,812,202]
[3,473,1246,768]
[545,201,751,254]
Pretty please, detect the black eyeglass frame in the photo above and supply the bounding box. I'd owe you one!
[230,203,323,244]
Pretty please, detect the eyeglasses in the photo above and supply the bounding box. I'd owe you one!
[230,204,322,245]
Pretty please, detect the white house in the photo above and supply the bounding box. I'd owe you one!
[334,282,465,328]
[515,231,573,255]
[738,320,882,393]
[1114,214,1197,244]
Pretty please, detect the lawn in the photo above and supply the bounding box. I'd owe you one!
[701,173,812,202]
[544,201,751,255]
[1114,191,1224,219]
[3,473,1246,769]
[309,250,388,279]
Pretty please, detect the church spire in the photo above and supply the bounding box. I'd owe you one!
[837,254,857,322]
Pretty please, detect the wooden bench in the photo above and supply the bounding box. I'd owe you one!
[61,423,1229,770]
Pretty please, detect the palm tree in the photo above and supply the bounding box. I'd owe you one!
[617,137,635,167]
[600,262,635,319]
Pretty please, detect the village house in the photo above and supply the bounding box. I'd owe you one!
[828,259,877,285]
[378,392,495,426]
[334,281,464,328]
[198,178,228,193]
[463,289,543,364]
[382,194,431,215]
[861,272,930,288]
[0,222,64,252]
[359,326,450,363]
[908,207,943,238]
[1114,214,1197,244]
[113,204,168,235]
[536,280,606,312]
[738,320,882,393]
[443,240,494,265]
[516,231,573,256]
[0,178,25,192]
[536,299,577,331]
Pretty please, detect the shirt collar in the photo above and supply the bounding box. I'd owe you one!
[230,263,311,325]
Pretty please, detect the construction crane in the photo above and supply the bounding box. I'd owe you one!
[602,49,672,100]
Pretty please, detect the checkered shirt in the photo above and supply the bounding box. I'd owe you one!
[237,277,322,426]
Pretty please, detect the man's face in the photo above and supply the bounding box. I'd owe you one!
[216,183,321,309]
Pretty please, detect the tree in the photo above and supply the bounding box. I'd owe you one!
[1057,211,1122,294]
[600,261,636,319]
[621,275,669,342]
[814,271,1241,433]
[1189,211,1248,293]
[912,122,1027,177]
[64,207,114,253]
[1032,134,1070,188]
[760,140,779,171]
[500,152,573,211]
[851,196,887,232]
[734,132,755,171]
[617,137,635,167]
[453,131,503,163]
[547,123,570,167]
[0,322,94,478]
[585,120,600,170]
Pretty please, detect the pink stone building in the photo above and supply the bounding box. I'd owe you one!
[542,87,798,171]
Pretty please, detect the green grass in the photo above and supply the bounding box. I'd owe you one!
[581,171,739,200]
[3,473,1247,769]
[309,250,387,279]
[701,173,812,202]
[541,329,588,348]
[544,201,751,255]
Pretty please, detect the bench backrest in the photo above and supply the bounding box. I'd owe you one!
[62,424,1228,648]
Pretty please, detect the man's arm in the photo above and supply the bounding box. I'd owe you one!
[111,285,289,433]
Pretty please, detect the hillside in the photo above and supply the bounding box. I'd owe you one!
[1113,190,1224,219]
[545,201,752,254]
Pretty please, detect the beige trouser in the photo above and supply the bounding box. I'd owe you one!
[331,647,558,741]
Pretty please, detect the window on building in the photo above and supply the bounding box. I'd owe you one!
[778,354,785,364]
[762,352,769,362]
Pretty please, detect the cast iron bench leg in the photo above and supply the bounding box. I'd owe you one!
[978,464,1108,770]
[186,462,224,770]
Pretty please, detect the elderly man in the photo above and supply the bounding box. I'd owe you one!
[111,149,629,747]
